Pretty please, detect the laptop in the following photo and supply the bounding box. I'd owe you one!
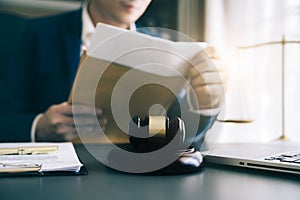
[203,143,300,174]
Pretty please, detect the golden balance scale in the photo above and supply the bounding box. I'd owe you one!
[217,36,300,140]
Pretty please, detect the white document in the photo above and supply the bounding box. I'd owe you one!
[0,142,82,172]
[88,23,207,77]
[70,24,208,137]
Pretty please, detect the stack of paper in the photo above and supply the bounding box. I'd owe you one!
[0,142,83,173]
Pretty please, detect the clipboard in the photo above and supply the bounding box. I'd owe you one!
[0,142,88,177]
[0,166,88,177]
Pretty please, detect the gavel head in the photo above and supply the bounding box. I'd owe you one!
[128,116,185,152]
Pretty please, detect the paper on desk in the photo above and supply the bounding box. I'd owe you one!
[0,142,82,172]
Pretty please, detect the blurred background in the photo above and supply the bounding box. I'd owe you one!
[0,0,299,143]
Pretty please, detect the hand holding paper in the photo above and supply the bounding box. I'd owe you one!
[70,24,225,141]
[187,47,226,110]
[36,102,106,142]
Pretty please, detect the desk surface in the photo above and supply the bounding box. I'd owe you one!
[0,144,299,200]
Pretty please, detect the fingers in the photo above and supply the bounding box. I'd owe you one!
[72,104,103,117]
[189,69,223,87]
[211,58,229,85]
[46,113,75,126]
[46,123,101,141]
[187,63,213,79]
[46,102,104,125]
[204,46,216,58]
[187,46,227,110]
[54,125,78,141]
[190,58,215,74]
[190,46,216,71]
[192,84,225,109]
[36,102,107,142]
[54,102,102,117]
[192,46,215,63]
[44,102,72,117]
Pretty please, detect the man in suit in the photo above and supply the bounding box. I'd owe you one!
[0,0,224,147]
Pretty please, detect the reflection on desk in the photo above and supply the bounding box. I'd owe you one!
[0,144,299,200]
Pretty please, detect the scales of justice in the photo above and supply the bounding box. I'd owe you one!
[217,36,300,141]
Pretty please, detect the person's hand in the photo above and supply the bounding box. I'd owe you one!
[187,46,227,110]
[36,102,107,142]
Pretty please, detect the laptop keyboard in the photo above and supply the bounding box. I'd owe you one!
[265,152,300,164]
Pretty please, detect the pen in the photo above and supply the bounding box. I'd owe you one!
[0,146,59,155]
[0,162,42,173]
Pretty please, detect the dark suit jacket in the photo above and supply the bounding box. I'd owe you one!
[0,9,216,147]
[0,10,82,141]
[0,12,35,142]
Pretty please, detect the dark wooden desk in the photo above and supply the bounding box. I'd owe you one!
[0,144,299,200]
